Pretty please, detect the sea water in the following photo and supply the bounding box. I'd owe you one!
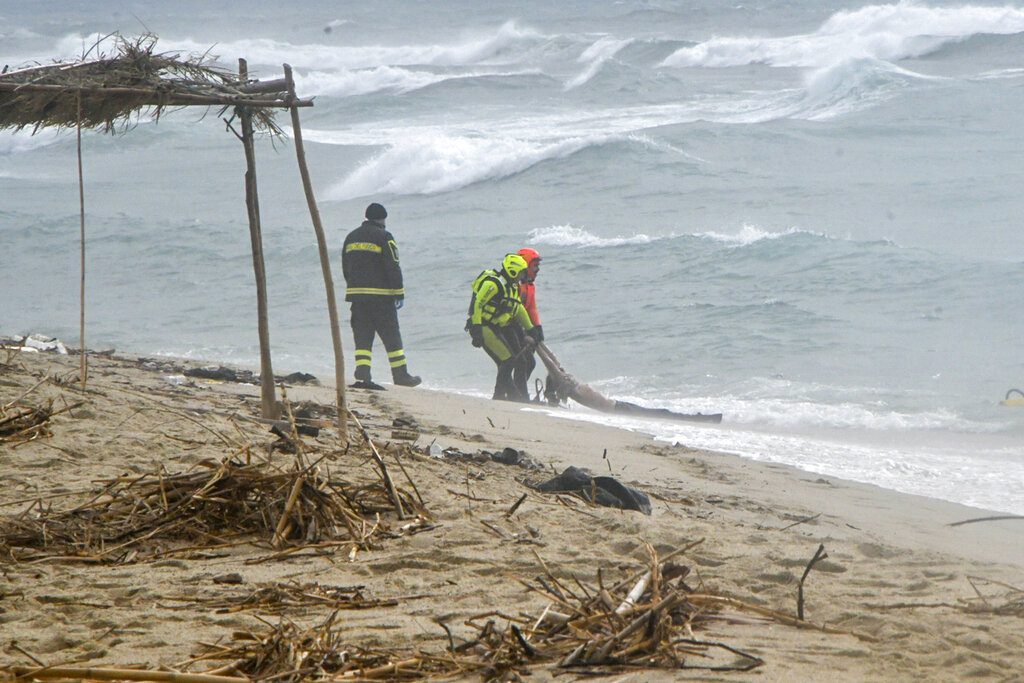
[2,1,1023,514]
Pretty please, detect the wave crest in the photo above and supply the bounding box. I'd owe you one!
[325,134,605,200]
[564,36,633,90]
[528,224,673,248]
[659,3,1024,69]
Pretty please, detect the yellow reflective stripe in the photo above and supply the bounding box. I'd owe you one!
[389,358,408,368]
[355,359,372,367]
[345,242,382,253]
[355,350,372,359]
[387,349,405,359]
[346,287,405,296]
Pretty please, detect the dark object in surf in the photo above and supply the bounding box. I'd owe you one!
[533,465,652,515]
[537,343,722,424]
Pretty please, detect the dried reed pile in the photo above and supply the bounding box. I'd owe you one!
[193,545,785,681]
[180,581,406,615]
[0,401,54,444]
[0,33,280,134]
[0,454,428,563]
[193,612,464,682]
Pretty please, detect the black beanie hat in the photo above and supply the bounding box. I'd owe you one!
[365,203,388,220]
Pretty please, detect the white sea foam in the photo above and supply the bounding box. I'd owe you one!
[528,224,673,248]
[695,224,817,246]
[325,133,606,200]
[660,3,1024,69]
[296,66,533,97]
[564,36,633,90]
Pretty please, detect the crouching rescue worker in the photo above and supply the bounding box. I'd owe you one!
[342,202,421,390]
[466,253,542,401]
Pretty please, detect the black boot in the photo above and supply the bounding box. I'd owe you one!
[351,366,385,390]
[392,367,422,387]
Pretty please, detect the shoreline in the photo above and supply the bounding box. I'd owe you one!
[2,348,1023,679]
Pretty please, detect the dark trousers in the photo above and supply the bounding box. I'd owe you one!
[350,299,408,381]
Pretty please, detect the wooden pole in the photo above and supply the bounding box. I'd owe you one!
[5,666,248,683]
[238,58,278,420]
[282,63,348,445]
[76,91,87,391]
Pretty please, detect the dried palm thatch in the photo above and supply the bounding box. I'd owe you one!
[0,453,429,564]
[0,33,282,134]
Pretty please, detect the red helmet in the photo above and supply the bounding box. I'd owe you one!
[517,247,541,265]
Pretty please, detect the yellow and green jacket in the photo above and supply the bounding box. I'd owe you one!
[342,220,404,302]
[468,269,535,330]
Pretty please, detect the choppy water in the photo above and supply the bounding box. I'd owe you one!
[3,1,1023,514]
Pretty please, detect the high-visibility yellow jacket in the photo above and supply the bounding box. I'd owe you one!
[468,269,535,330]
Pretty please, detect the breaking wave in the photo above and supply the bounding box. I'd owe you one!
[659,3,1024,69]
[298,66,535,97]
[325,133,610,200]
[528,224,675,248]
[564,36,634,90]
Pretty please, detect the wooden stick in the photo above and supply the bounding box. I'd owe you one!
[6,666,248,683]
[797,543,828,621]
[76,89,87,392]
[948,515,1024,527]
[0,81,314,107]
[272,475,305,548]
[237,58,278,421]
[282,63,347,445]
[346,409,406,519]
[506,493,528,518]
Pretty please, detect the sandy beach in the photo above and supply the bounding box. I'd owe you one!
[2,349,1023,681]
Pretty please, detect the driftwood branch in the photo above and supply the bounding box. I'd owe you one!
[797,543,828,620]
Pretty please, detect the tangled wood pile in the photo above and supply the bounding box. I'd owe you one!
[0,454,429,563]
[189,544,871,681]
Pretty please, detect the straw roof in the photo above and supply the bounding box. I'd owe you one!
[0,33,294,135]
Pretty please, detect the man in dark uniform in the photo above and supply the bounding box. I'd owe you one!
[342,203,421,389]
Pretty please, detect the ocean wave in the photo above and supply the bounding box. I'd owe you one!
[796,56,940,120]
[659,3,1024,69]
[297,66,535,97]
[0,128,65,155]
[527,224,676,248]
[325,132,609,200]
[695,224,823,246]
[50,21,543,73]
[564,36,634,90]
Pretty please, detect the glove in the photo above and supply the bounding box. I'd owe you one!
[470,325,484,348]
[527,325,544,343]
[395,299,404,310]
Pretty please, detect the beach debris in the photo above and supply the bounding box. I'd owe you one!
[192,611,464,681]
[427,445,544,471]
[530,466,652,515]
[0,333,69,355]
[185,366,258,384]
[391,416,419,441]
[0,397,83,446]
[0,453,428,563]
[278,371,318,386]
[170,580,412,615]
[797,543,829,620]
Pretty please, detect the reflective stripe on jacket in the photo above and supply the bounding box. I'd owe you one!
[342,220,404,301]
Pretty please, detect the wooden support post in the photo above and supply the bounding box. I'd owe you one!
[238,58,279,420]
[282,63,348,445]
[76,91,87,391]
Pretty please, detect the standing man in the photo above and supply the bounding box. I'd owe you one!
[342,202,421,389]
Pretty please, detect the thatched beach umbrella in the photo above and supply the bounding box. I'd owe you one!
[0,34,349,443]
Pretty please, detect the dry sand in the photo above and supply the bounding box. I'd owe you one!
[1,350,1023,681]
